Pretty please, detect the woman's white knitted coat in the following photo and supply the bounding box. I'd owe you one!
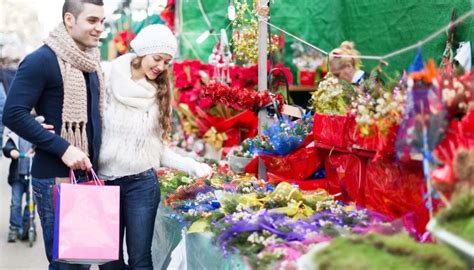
[98,53,197,180]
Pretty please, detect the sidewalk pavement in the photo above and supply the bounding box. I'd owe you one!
[0,156,47,269]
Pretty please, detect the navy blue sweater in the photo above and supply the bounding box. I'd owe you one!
[2,45,102,178]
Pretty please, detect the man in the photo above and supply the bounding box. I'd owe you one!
[2,1,105,269]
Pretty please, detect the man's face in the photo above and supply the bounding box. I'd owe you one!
[64,3,105,51]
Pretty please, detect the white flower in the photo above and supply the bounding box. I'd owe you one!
[453,81,463,91]
[442,89,456,102]
[357,105,366,114]
[247,232,259,243]
[236,203,245,212]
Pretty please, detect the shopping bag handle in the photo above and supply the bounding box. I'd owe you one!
[69,169,104,186]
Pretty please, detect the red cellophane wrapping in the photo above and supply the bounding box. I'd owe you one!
[364,159,428,224]
[346,116,378,152]
[346,115,398,160]
[324,153,367,206]
[260,137,323,180]
[313,113,350,149]
[194,108,258,148]
[266,172,329,191]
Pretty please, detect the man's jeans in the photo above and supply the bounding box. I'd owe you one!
[99,168,160,270]
[32,177,90,270]
[10,179,30,231]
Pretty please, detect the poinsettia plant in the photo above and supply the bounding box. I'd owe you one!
[201,81,284,113]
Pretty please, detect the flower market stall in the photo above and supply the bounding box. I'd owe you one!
[102,0,474,269]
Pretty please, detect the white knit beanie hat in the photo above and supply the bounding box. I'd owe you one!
[130,24,178,57]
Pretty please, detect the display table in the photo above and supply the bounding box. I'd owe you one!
[152,205,247,270]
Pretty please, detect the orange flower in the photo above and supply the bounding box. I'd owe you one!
[409,59,437,84]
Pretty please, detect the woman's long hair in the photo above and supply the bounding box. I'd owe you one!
[131,56,172,141]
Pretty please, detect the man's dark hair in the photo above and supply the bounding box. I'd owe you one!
[62,0,104,22]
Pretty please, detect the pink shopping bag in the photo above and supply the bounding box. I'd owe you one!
[53,170,120,264]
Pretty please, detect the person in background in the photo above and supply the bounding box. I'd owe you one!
[3,131,33,242]
[328,41,366,86]
[2,0,105,269]
[1,45,26,154]
[98,24,212,270]
[0,76,5,151]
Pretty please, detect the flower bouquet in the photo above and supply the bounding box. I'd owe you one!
[211,205,370,268]
[247,113,313,156]
[311,75,356,148]
[247,113,320,180]
[159,170,196,197]
[351,73,405,137]
[201,81,284,113]
[310,75,355,116]
[438,71,474,119]
[348,73,406,157]
[228,145,255,174]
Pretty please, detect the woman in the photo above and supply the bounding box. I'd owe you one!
[98,24,212,270]
[328,41,366,86]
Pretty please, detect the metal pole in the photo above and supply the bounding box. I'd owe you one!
[257,0,269,180]
[174,0,181,59]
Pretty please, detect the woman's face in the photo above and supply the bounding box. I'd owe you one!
[331,62,355,83]
[140,53,172,80]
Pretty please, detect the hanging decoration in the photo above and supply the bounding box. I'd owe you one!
[231,0,281,64]
[208,30,233,84]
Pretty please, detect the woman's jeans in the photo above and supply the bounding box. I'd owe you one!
[99,168,161,270]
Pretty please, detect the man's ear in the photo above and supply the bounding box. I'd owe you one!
[64,12,75,29]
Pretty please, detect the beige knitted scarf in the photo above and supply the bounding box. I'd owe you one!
[44,23,105,155]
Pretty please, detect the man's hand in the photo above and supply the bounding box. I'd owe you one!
[61,145,92,171]
[10,150,20,160]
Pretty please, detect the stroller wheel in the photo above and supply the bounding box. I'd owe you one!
[28,228,36,247]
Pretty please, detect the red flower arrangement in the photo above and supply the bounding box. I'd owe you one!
[160,0,175,31]
[201,81,284,113]
[173,60,212,90]
[173,60,293,92]
[113,30,136,55]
